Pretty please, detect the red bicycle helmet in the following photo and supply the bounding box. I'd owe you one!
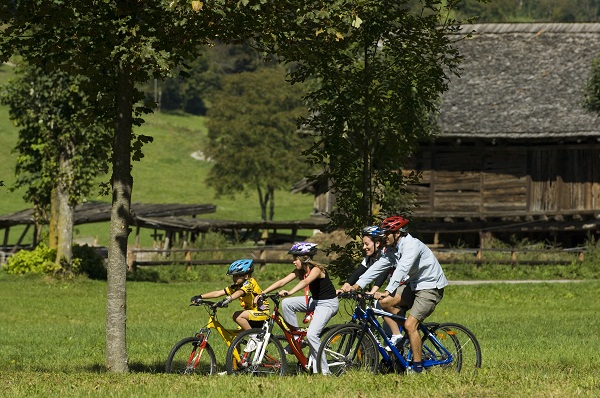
[380,216,409,232]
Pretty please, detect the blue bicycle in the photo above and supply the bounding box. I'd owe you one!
[316,291,482,375]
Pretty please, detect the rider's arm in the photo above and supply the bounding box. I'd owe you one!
[260,272,297,294]
[345,259,368,286]
[384,238,418,293]
[355,253,393,289]
[196,288,228,299]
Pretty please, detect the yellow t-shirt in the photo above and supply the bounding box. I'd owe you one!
[225,277,269,312]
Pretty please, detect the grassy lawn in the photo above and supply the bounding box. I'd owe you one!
[1,272,599,397]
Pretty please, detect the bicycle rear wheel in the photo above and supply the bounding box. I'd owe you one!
[316,324,379,376]
[419,322,482,373]
[225,328,287,376]
[165,336,217,375]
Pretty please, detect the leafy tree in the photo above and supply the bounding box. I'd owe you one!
[0,63,111,270]
[0,0,237,373]
[236,0,465,278]
[203,65,311,221]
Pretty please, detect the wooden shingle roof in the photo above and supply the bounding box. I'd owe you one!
[438,23,600,140]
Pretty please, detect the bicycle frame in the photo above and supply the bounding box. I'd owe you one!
[345,294,454,370]
[252,294,311,371]
[193,302,243,363]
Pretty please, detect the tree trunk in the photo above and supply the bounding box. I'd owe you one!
[106,68,133,373]
[54,155,75,270]
[257,180,267,221]
[48,188,59,250]
[268,186,274,221]
[54,182,74,269]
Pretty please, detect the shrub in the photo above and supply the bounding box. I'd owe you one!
[3,243,58,275]
[72,244,107,280]
[3,243,106,279]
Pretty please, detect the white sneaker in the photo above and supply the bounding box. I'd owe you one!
[385,334,404,351]
[244,337,259,353]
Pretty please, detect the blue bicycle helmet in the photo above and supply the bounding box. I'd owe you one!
[362,226,386,240]
[227,259,254,276]
[288,242,318,257]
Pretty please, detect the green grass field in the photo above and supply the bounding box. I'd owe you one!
[1,272,599,397]
[0,63,313,247]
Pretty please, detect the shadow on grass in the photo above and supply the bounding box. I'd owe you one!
[86,361,167,374]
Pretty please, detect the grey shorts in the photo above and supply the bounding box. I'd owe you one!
[395,285,444,322]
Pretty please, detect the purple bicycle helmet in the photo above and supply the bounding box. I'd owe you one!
[288,242,318,257]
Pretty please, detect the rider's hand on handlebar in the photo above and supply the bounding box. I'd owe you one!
[340,283,354,293]
[278,290,289,297]
[190,295,203,305]
[215,298,229,308]
[254,293,266,305]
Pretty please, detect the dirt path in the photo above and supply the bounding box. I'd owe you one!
[449,279,584,285]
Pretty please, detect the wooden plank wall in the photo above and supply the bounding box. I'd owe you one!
[408,144,600,215]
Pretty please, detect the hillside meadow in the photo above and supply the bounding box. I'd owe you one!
[0,63,313,247]
[1,270,599,398]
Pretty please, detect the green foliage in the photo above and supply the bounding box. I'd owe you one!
[3,243,107,278]
[241,0,466,272]
[3,243,58,275]
[71,244,107,280]
[0,63,111,211]
[204,65,312,220]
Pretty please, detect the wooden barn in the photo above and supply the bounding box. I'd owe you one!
[296,23,600,247]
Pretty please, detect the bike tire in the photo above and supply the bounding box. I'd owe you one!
[418,322,482,373]
[225,328,287,376]
[165,336,217,375]
[316,323,379,376]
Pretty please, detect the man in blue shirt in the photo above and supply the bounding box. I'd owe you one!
[351,216,448,373]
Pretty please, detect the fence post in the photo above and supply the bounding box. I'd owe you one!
[127,249,135,272]
[185,250,192,272]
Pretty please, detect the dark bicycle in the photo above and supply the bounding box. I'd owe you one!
[317,291,482,375]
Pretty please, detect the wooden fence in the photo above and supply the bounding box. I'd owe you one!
[127,245,587,271]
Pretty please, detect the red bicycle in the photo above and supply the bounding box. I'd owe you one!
[225,293,322,375]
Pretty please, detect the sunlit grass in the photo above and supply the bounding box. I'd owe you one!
[1,274,599,397]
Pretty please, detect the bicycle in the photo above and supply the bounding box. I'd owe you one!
[165,299,245,375]
[225,293,330,376]
[317,291,482,375]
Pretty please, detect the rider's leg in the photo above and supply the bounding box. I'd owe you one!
[405,288,445,371]
[404,314,422,363]
[378,295,403,336]
[306,297,339,374]
[281,295,308,327]
[233,310,251,330]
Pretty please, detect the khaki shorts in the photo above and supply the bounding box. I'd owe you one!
[395,285,444,322]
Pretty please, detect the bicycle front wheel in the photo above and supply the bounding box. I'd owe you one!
[225,328,287,376]
[316,323,379,376]
[419,322,482,373]
[165,336,217,375]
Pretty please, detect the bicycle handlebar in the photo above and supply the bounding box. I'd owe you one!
[337,290,376,301]
[189,300,222,310]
